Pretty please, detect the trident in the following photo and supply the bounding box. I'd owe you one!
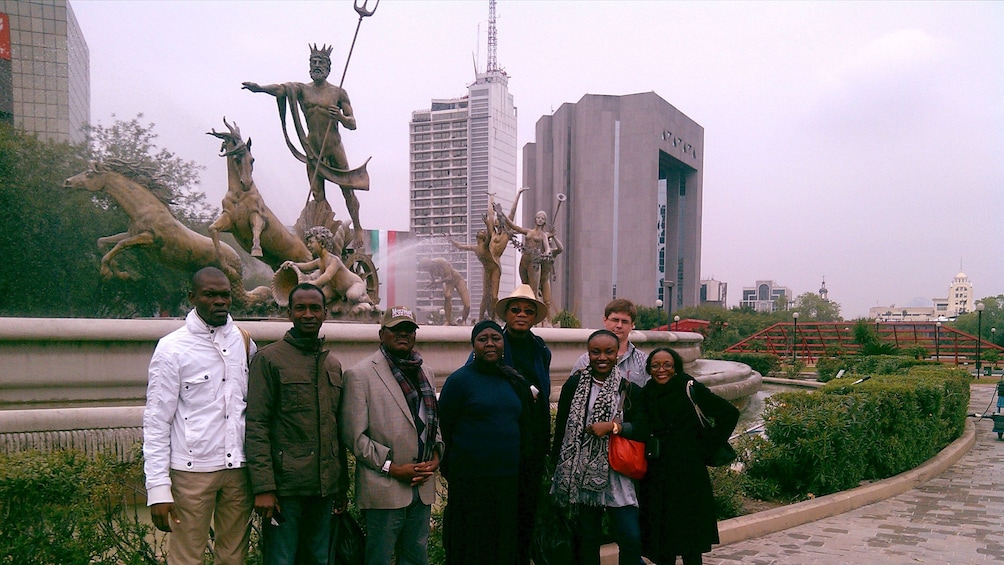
[309,0,380,193]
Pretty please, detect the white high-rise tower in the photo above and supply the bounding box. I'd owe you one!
[408,0,517,322]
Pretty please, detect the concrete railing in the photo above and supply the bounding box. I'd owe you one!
[0,317,758,459]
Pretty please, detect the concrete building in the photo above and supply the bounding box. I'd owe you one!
[0,0,89,143]
[522,92,704,327]
[701,278,728,308]
[739,280,791,313]
[408,71,517,323]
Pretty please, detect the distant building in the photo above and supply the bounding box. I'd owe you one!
[408,75,518,323]
[739,280,791,313]
[870,271,975,322]
[522,92,704,327]
[700,278,727,308]
[407,3,517,324]
[946,271,974,316]
[0,0,89,143]
[819,277,829,302]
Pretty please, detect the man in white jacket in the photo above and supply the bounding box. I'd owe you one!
[143,266,256,565]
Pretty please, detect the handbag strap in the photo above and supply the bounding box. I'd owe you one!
[685,380,711,428]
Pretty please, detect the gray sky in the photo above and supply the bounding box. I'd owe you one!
[71,0,1003,320]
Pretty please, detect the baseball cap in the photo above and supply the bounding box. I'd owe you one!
[381,306,419,329]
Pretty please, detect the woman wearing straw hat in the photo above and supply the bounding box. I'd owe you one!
[494,284,552,565]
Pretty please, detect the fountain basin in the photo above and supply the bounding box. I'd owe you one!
[0,319,759,458]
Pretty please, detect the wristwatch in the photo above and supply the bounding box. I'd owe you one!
[381,459,392,475]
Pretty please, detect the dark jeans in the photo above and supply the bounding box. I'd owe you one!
[262,495,334,565]
[363,489,431,565]
[573,505,642,565]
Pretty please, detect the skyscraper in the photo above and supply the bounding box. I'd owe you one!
[0,0,89,144]
[408,8,517,323]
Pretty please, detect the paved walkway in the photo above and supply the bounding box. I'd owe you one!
[704,384,1004,565]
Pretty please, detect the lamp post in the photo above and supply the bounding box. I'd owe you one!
[655,299,663,328]
[673,315,680,332]
[993,327,998,375]
[792,311,800,363]
[935,321,942,362]
[976,302,985,376]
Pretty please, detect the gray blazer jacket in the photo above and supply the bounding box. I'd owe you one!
[341,349,442,510]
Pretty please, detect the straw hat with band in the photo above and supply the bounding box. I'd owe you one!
[495,284,548,326]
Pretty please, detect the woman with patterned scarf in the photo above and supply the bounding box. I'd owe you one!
[551,329,645,565]
[439,320,536,565]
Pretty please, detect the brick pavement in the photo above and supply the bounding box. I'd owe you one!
[704,384,1004,565]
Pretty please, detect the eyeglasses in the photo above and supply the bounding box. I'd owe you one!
[650,362,675,372]
[509,307,537,317]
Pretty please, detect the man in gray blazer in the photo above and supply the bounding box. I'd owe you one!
[341,306,442,565]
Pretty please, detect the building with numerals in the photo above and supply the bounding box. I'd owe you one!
[522,92,704,327]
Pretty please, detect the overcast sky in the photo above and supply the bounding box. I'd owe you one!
[70,0,1002,320]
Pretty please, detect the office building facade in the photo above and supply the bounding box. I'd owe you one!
[740,280,792,313]
[408,70,517,322]
[522,92,703,327]
[0,0,89,143]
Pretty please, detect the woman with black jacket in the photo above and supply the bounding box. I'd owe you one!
[551,329,645,565]
[637,347,739,565]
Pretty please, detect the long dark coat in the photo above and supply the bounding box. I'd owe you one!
[637,374,739,562]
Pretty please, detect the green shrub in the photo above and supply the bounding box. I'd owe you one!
[815,356,849,382]
[552,310,581,329]
[781,360,805,379]
[707,352,781,377]
[743,366,969,499]
[709,466,745,519]
[0,449,158,565]
[818,355,939,383]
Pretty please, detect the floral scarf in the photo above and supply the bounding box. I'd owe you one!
[551,365,623,508]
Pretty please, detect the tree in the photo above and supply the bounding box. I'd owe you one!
[635,305,667,330]
[0,117,219,317]
[669,304,789,352]
[953,295,1004,345]
[791,292,842,322]
[83,114,212,224]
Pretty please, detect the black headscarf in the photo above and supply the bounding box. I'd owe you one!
[470,319,535,463]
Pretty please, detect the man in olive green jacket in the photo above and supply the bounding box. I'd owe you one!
[246,283,348,564]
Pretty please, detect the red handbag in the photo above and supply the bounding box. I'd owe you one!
[608,434,647,479]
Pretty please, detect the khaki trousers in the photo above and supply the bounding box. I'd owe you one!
[167,468,252,565]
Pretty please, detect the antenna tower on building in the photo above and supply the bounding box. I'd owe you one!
[487,0,498,73]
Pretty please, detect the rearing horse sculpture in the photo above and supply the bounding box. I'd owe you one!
[207,118,312,271]
[64,160,270,304]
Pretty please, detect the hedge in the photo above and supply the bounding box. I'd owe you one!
[816,354,940,382]
[707,351,781,378]
[744,366,970,498]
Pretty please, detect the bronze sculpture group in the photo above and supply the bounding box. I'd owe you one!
[65,5,564,321]
[65,41,380,317]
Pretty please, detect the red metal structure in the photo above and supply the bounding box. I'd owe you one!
[725,321,1004,366]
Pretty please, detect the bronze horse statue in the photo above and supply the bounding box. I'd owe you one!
[64,160,270,304]
[207,118,312,271]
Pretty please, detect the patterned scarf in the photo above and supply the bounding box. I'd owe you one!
[551,365,623,508]
[382,347,439,462]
